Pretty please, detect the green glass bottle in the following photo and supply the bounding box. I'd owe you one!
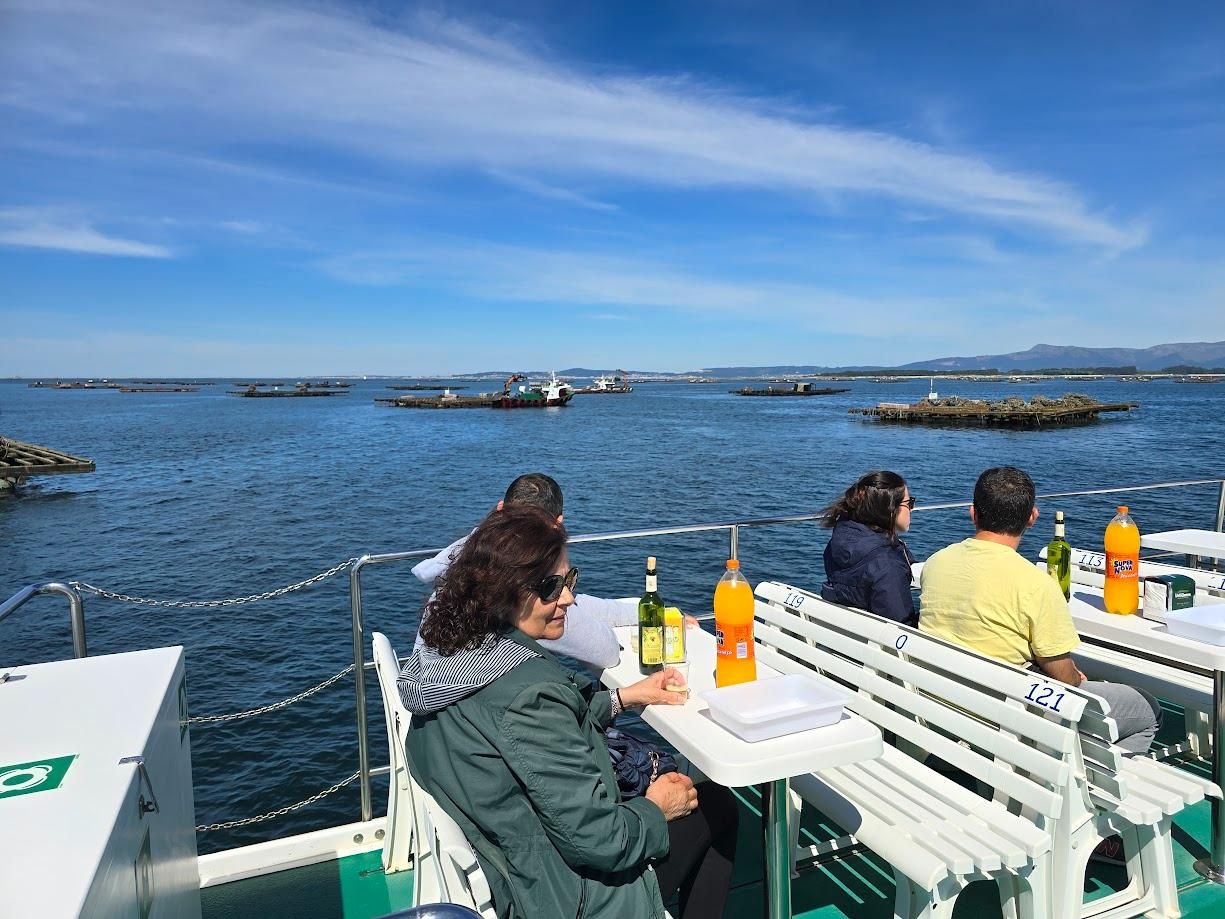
[638,556,665,674]
[1046,510,1072,600]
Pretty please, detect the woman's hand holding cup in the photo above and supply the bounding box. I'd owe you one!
[621,668,688,707]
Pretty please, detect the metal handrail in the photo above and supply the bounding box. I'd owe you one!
[0,582,87,658]
[345,477,1225,819]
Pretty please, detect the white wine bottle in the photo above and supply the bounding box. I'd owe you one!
[1046,511,1072,600]
[638,556,665,674]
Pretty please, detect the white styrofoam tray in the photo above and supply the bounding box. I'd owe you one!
[700,673,848,743]
[1164,600,1225,646]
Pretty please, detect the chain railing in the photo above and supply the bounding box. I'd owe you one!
[185,664,355,725]
[73,557,358,608]
[195,772,361,833]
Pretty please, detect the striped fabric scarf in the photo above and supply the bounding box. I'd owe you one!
[398,632,538,714]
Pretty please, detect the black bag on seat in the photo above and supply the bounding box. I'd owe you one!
[604,727,678,798]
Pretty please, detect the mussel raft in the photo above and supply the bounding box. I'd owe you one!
[0,437,95,490]
[849,393,1139,426]
[733,384,851,396]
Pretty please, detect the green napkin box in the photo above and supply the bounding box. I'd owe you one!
[1142,574,1196,622]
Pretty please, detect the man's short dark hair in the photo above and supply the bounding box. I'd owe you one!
[504,473,564,518]
[972,466,1036,536]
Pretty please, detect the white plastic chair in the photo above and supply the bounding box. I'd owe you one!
[371,631,419,875]
[371,632,496,917]
[412,772,497,917]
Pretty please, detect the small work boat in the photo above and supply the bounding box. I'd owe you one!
[493,372,575,407]
[381,373,575,409]
[576,372,633,394]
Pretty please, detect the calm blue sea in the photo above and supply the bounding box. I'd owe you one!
[2,377,1223,851]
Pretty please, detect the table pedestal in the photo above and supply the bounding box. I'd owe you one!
[760,779,791,919]
[1195,670,1225,884]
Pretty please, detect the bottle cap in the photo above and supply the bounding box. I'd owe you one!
[1117,506,1128,514]
[726,559,740,570]
[1055,510,1064,521]
[646,555,657,568]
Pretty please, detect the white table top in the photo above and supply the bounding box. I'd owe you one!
[1068,588,1225,673]
[603,626,883,787]
[1141,528,1225,560]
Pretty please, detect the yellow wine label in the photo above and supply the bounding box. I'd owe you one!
[640,627,663,664]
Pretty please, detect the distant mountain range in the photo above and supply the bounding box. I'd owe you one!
[896,341,1225,372]
[469,341,1225,379]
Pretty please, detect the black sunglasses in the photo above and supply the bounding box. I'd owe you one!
[901,496,917,510]
[533,566,580,602]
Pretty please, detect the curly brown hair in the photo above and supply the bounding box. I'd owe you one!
[419,504,568,655]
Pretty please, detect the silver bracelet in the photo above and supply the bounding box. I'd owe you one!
[609,689,624,719]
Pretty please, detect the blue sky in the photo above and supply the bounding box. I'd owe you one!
[1,0,1223,375]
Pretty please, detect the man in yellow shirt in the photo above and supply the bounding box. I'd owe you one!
[920,466,1160,755]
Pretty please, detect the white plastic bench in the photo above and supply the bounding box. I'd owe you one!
[756,581,1220,919]
[1031,558,1216,757]
[754,583,1062,918]
[1033,660,1219,919]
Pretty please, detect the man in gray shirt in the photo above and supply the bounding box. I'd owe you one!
[412,472,638,669]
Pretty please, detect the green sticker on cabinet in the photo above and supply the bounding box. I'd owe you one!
[0,755,77,800]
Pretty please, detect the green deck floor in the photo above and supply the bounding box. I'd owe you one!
[201,789,1225,919]
[200,848,414,919]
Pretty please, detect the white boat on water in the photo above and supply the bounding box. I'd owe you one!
[589,372,632,393]
[4,478,1225,919]
[529,371,576,404]
[498,371,575,406]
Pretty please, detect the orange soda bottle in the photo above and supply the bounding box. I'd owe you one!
[714,559,756,686]
[1103,505,1140,615]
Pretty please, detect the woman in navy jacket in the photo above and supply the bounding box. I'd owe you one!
[820,470,917,625]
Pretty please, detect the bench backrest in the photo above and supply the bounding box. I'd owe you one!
[755,582,1126,830]
[1038,545,1225,595]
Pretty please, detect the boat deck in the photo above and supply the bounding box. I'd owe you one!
[201,848,412,919]
[201,781,1225,919]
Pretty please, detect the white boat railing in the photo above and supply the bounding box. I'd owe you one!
[344,475,1225,819]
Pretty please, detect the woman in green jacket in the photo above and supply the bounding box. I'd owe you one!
[401,505,737,919]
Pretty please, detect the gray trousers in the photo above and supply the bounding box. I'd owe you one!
[1083,680,1163,755]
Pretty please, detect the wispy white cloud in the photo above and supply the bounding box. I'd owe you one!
[219,220,264,235]
[905,233,1013,265]
[484,170,620,213]
[316,233,1225,354]
[0,207,173,258]
[318,239,988,342]
[0,0,1144,249]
